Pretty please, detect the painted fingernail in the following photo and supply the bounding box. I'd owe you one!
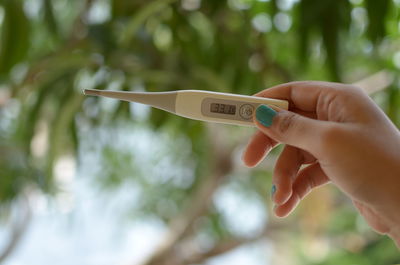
[256,105,277,127]
[271,184,276,199]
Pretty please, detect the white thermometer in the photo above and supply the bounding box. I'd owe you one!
[83,89,288,126]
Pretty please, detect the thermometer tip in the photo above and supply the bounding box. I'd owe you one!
[83,89,101,96]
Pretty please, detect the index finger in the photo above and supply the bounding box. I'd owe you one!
[242,130,277,167]
[255,81,343,112]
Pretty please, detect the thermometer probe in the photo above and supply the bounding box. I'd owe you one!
[83,89,288,126]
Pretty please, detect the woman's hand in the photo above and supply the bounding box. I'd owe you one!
[242,81,400,247]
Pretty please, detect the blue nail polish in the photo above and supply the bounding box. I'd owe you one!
[256,105,277,127]
[271,184,276,198]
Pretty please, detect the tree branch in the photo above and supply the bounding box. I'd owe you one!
[140,125,235,265]
[181,222,284,265]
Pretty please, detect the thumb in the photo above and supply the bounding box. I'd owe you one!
[254,104,327,152]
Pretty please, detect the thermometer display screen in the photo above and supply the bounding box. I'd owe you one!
[210,103,236,115]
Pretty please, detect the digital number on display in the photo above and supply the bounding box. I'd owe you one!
[210,103,236,115]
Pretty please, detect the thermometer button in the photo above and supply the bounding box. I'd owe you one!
[239,104,255,120]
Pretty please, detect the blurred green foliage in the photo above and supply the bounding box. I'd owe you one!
[0,0,399,264]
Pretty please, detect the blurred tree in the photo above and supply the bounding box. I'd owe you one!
[0,0,399,264]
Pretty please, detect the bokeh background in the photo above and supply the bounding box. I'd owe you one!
[0,0,400,264]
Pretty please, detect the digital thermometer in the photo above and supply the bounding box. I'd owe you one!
[83,89,288,126]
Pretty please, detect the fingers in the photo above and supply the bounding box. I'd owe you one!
[274,162,330,218]
[254,106,330,155]
[242,131,277,167]
[272,146,316,205]
[242,108,316,168]
[254,81,342,112]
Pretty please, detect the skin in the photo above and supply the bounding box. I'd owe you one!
[242,81,400,247]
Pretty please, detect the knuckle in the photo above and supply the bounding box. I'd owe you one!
[306,175,317,190]
[274,167,293,181]
[347,84,365,94]
[277,112,298,136]
[339,84,366,99]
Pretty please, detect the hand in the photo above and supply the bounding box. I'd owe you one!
[242,81,400,247]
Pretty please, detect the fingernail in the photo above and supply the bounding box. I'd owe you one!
[256,105,277,127]
[271,184,276,199]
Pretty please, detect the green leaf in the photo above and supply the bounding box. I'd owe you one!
[270,0,278,19]
[365,0,391,43]
[149,108,170,129]
[0,143,41,203]
[297,0,350,81]
[298,0,327,63]
[119,0,178,47]
[111,0,138,18]
[321,14,340,82]
[43,0,59,39]
[16,70,81,152]
[111,0,126,18]
[88,23,116,54]
[0,0,30,75]
[46,88,84,190]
